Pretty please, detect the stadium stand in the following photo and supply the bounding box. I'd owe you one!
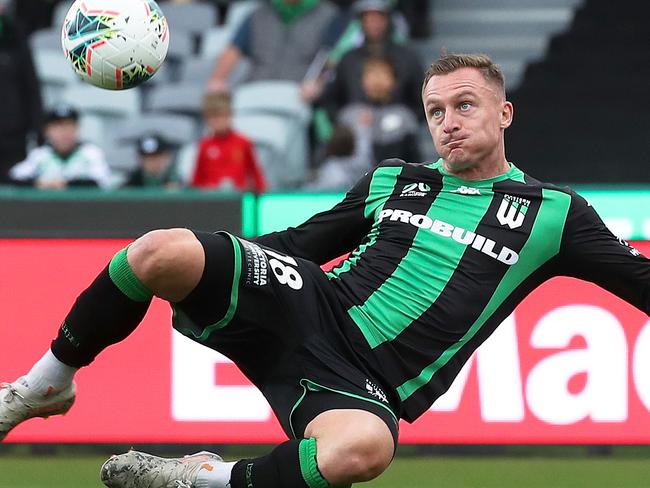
[38,0,649,188]
[506,0,650,183]
[422,0,585,90]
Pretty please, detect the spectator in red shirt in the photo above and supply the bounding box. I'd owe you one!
[191,91,267,193]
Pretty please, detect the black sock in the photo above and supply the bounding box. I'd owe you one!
[51,248,152,367]
[229,438,344,488]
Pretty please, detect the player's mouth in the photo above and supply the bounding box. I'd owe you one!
[445,139,466,149]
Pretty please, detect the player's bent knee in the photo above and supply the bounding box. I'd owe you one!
[317,428,394,483]
[128,229,189,279]
[337,448,391,482]
[127,228,203,300]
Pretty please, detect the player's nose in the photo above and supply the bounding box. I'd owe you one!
[442,111,461,133]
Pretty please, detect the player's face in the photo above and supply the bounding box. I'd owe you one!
[422,68,513,172]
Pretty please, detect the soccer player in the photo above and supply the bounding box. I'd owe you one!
[2,54,649,488]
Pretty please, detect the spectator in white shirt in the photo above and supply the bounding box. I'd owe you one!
[9,104,112,189]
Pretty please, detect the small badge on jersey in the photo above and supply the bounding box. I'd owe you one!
[496,194,531,229]
[400,182,430,198]
[239,239,269,287]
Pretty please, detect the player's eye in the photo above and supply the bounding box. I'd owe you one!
[460,102,472,111]
[431,108,443,118]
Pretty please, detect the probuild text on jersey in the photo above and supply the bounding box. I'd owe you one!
[377,209,519,265]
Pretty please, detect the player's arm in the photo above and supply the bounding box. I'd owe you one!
[559,191,650,314]
[253,168,378,265]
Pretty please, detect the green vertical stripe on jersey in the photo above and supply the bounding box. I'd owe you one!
[327,166,402,280]
[396,188,571,402]
[364,165,404,219]
[349,177,495,349]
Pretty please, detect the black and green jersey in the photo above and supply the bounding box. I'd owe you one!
[256,159,650,422]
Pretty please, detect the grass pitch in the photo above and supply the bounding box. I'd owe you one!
[0,454,649,488]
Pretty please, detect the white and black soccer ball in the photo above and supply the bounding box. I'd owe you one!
[61,0,169,90]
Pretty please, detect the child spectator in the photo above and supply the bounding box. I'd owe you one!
[191,91,267,193]
[308,123,372,190]
[124,134,180,189]
[339,56,420,164]
[9,104,112,189]
[319,0,423,121]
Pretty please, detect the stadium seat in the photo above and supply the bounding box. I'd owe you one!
[33,50,79,107]
[145,82,204,118]
[166,29,194,62]
[160,2,218,38]
[224,1,259,31]
[233,81,311,187]
[61,84,142,117]
[30,28,61,52]
[78,113,108,148]
[199,27,234,60]
[109,113,199,146]
[233,81,311,123]
[177,56,217,84]
[175,142,199,185]
[105,143,140,174]
[233,113,297,189]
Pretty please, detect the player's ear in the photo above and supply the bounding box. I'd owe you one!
[500,101,514,129]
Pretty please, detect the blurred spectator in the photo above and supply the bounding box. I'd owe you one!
[124,134,181,189]
[326,0,409,65]
[0,0,43,183]
[191,91,267,193]
[308,123,372,190]
[207,0,338,102]
[319,0,423,122]
[9,105,112,189]
[339,56,420,163]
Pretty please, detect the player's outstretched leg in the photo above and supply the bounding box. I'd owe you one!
[0,228,205,441]
[101,409,395,487]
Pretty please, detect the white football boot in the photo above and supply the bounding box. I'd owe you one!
[0,378,76,441]
[101,450,224,488]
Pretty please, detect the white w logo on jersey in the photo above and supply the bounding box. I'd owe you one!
[496,195,530,229]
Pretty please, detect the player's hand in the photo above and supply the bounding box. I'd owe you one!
[300,79,323,103]
[206,78,230,94]
[36,178,67,190]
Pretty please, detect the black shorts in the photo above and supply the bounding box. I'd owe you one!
[172,231,399,445]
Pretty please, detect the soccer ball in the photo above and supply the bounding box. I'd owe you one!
[61,0,169,90]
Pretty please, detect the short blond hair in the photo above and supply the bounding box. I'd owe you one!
[422,53,506,97]
[202,90,232,114]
